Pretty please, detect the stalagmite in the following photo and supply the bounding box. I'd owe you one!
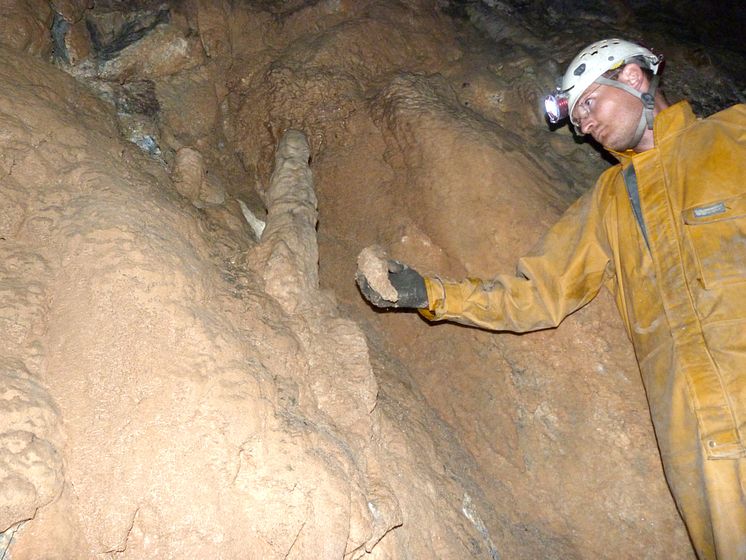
[171,146,226,208]
[249,131,405,557]
[257,129,318,314]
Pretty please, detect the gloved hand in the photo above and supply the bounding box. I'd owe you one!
[357,260,429,309]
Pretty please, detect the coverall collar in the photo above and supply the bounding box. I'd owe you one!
[607,100,697,164]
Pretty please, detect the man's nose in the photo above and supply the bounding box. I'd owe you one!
[580,116,595,135]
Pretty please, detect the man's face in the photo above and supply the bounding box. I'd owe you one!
[572,78,644,151]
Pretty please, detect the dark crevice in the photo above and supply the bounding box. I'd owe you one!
[87,7,171,61]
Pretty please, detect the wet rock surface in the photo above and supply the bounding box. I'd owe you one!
[1,0,741,557]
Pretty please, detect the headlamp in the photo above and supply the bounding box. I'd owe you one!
[544,90,569,124]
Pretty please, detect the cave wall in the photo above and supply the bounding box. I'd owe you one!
[0,39,493,560]
[2,0,742,557]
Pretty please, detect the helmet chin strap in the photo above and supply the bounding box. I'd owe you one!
[595,74,659,149]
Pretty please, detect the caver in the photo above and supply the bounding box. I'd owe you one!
[357,38,746,560]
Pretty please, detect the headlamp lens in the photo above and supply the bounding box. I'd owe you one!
[544,94,568,124]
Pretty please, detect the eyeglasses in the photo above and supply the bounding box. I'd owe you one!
[572,68,622,124]
[573,82,603,123]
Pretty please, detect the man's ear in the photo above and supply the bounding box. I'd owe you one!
[618,63,646,91]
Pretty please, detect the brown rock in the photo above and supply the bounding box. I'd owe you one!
[171,146,226,207]
[97,24,205,81]
[156,67,219,145]
[171,146,204,201]
[62,18,92,64]
[0,0,53,55]
[357,245,398,302]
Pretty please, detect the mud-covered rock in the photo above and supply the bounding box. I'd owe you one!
[49,0,94,65]
[85,5,170,61]
[0,364,64,533]
[194,0,232,60]
[156,66,220,145]
[171,146,226,207]
[0,431,63,532]
[97,23,204,81]
[0,0,53,55]
[1,42,490,560]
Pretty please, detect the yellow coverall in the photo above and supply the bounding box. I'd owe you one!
[421,101,746,559]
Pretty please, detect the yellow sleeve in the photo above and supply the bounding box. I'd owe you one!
[420,185,613,332]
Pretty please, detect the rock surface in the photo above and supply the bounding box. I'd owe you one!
[0,43,490,560]
[1,0,741,557]
[357,246,398,303]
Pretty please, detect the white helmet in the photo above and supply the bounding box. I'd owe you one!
[544,39,663,149]
[561,38,662,125]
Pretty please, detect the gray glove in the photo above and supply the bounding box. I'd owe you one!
[356,260,428,309]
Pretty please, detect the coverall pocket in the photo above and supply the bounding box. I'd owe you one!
[683,193,746,289]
